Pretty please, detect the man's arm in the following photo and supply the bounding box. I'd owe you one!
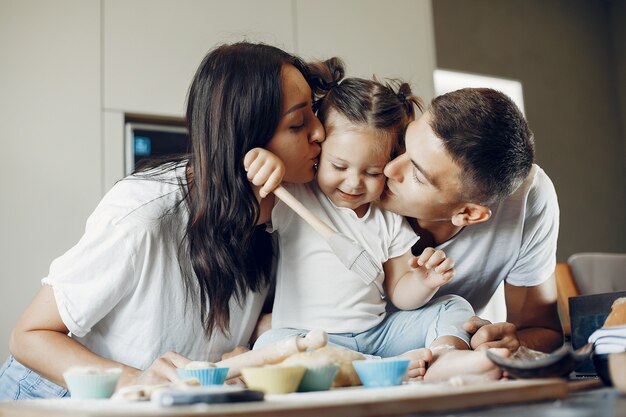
[466,274,563,352]
[505,275,563,351]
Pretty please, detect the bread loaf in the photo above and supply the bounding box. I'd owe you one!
[604,297,626,327]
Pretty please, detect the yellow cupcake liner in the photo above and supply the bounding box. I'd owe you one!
[241,366,306,394]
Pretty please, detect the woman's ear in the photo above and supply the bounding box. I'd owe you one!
[451,203,492,227]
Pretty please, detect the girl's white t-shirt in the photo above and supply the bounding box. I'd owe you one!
[42,165,267,369]
[270,182,418,333]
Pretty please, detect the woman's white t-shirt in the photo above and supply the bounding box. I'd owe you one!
[42,165,268,369]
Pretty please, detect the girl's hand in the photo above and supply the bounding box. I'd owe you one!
[244,148,285,198]
[408,247,455,289]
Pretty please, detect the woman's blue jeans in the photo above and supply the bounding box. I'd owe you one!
[0,356,69,400]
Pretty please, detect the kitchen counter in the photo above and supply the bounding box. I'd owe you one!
[418,385,624,417]
[0,378,622,417]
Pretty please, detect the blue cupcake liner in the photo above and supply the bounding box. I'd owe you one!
[176,367,229,386]
[352,358,409,388]
[297,364,339,392]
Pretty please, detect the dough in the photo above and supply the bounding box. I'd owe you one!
[112,380,200,401]
[184,361,216,370]
[280,345,365,387]
[511,346,549,361]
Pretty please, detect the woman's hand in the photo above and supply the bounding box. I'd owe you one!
[244,148,285,198]
[221,346,250,361]
[408,247,455,289]
[120,351,191,388]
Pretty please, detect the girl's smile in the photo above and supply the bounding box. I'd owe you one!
[316,112,391,217]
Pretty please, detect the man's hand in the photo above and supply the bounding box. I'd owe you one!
[463,316,521,353]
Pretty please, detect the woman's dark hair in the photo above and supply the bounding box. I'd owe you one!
[307,58,423,157]
[429,88,534,205]
[137,42,312,336]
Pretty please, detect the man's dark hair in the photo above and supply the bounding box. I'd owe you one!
[429,88,534,205]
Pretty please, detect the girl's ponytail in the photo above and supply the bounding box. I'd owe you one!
[307,57,346,109]
[394,82,424,123]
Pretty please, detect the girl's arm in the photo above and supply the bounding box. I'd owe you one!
[9,285,189,389]
[383,248,454,310]
[244,148,285,225]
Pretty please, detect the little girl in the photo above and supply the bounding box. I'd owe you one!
[245,59,503,381]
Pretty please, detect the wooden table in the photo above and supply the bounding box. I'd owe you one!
[0,378,573,417]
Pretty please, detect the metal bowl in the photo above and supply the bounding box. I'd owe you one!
[486,343,593,379]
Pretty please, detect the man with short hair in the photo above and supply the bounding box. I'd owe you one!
[381,88,563,353]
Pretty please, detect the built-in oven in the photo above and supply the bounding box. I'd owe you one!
[124,116,189,175]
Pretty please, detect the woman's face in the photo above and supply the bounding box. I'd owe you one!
[266,65,325,184]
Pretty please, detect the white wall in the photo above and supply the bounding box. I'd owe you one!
[432,0,626,260]
[0,0,436,363]
[102,0,436,190]
[296,0,436,100]
[0,0,102,362]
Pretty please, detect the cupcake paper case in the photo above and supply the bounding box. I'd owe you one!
[176,367,229,386]
[241,366,306,394]
[297,364,340,392]
[352,358,409,388]
[63,367,122,399]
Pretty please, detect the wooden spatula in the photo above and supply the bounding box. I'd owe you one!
[273,185,384,291]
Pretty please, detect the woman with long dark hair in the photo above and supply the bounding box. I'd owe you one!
[0,42,324,399]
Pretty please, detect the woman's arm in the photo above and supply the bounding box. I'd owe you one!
[383,248,454,310]
[9,285,189,388]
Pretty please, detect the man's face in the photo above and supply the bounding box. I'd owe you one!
[380,111,465,222]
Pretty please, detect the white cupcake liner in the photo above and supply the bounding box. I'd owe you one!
[63,368,122,399]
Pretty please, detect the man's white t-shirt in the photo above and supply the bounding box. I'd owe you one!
[270,182,418,333]
[432,164,559,312]
[42,164,268,369]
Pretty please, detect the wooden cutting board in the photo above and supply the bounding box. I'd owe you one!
[0,378,568,417]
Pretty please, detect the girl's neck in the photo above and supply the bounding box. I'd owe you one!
[353,203,370,218]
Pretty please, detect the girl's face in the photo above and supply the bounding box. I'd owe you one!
[316,113,390,217]
[266,65,325,184]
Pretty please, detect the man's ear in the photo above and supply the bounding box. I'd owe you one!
[451,203,492,227]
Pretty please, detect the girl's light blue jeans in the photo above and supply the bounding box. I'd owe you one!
[254,294,474,356]
[0,356,69,400]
